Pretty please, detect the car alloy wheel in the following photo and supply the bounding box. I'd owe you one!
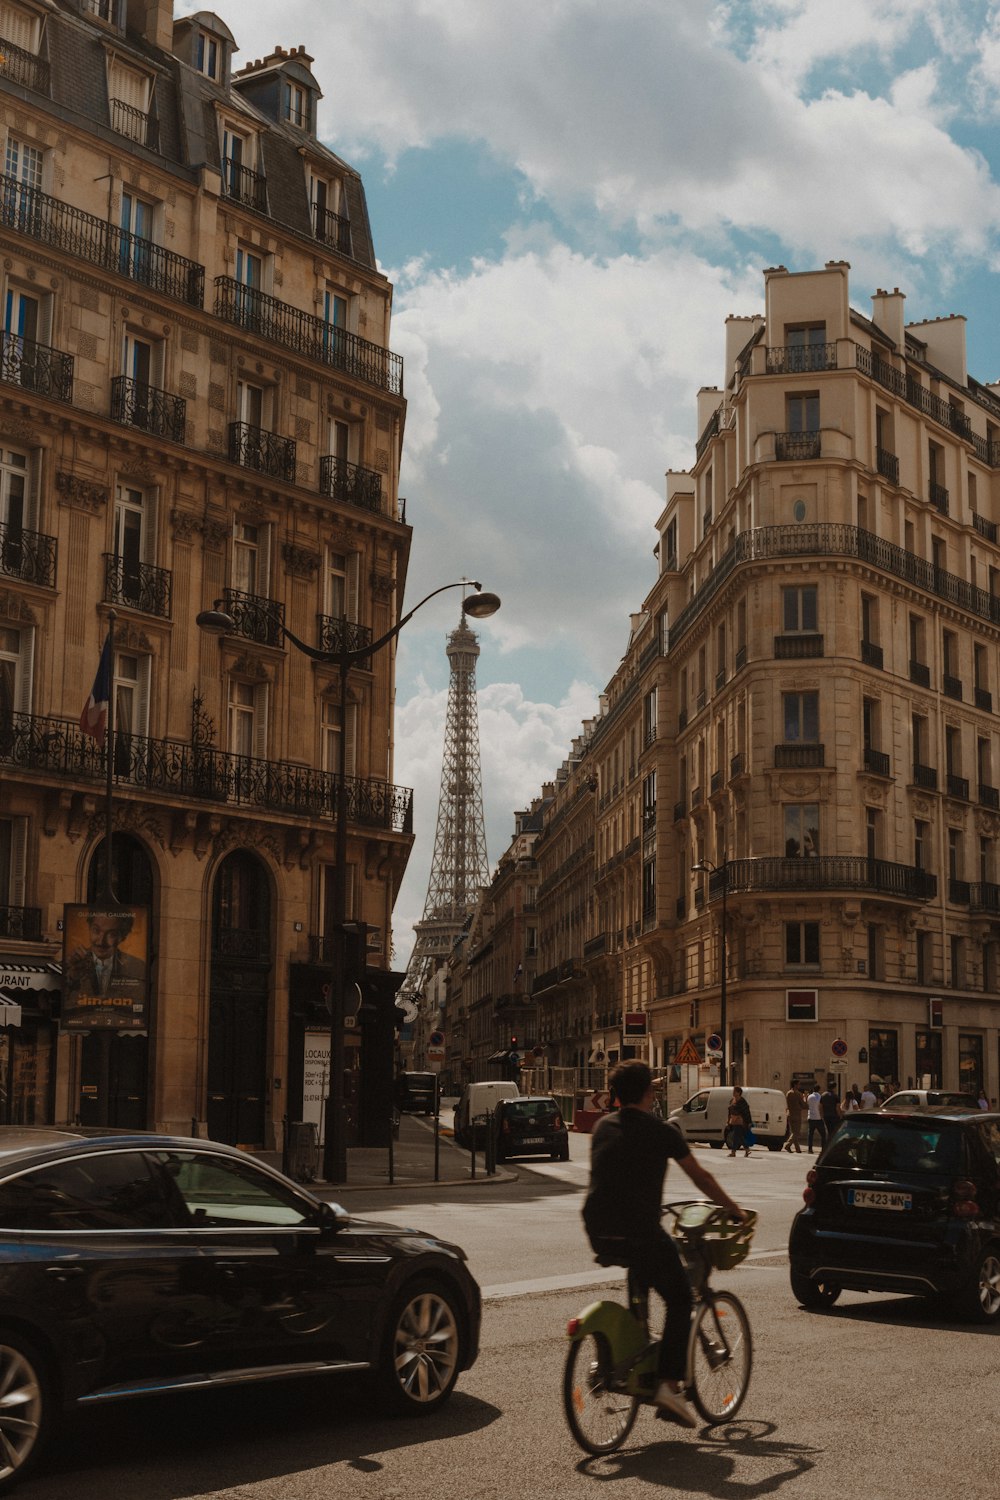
[0,1337,48,1490]
[790,1270,841,1310]
[380,1280,463,1413]
[962,1251,1000,1324]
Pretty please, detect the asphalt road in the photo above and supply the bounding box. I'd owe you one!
[20,1134,1000,1500]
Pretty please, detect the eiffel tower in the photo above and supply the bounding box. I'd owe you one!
[398,612,491,1017]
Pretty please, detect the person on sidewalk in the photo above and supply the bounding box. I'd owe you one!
[820,1083,841,1143]
[783,1084,804,1152]
[806,1086,827,1154]
[726,1085,752,1156]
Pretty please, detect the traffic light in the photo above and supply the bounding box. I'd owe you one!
[510,1035,518,1050]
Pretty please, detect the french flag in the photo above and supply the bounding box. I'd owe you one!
[80,635,112,739]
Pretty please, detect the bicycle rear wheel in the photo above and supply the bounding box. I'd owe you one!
[689,1292,752,1424]
[563,1333,640,1455]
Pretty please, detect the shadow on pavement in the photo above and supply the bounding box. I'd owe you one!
[578,1419,820,1496]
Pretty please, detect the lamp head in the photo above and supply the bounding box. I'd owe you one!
[196,601,237,634]
[462,590,501,620]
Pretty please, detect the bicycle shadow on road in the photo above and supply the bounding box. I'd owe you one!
[40,1381,501,1499]
[576,1419,819,1498]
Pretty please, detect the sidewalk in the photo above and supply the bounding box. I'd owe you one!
[256,1111,515,1193]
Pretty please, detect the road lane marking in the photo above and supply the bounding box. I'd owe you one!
[482,1247,788,1300]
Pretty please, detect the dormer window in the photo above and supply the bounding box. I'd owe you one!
[197,28,220,81]
[222,123,267,213]
[310,169,351,255]
[83,0,123,29]
[284,79,307,128]
[107,59,156,150]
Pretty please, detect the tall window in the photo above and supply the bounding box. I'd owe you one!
[228,679,265,761]
[0,447,29,532]
[916,930,931,986]
[914,819,930,871]
[112,650,149,776]
[861,593,878,645]
[866,808,880,860]
[122,328,155,391]
[232,520,267,597]
[236,379,266,430]
[0,815,26,914]
[948,828,962,881]
[785,323,826,370]
[786,921,820,966]
[786,392,819,433]
[4,136,42,190]
[113,484,151,604]
[784,804,818,858]
[284,80,307,127]
[326,549,358,621]
[196,29,220,80]
[120,191,155,282]
[321,696,356,777]
[0,623,31,731]
[322,289,349,361]
[782,585,817,633]
[783,691,818,742]
[3,283,47,389]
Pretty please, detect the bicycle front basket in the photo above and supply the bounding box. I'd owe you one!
[701,1210,758,1270]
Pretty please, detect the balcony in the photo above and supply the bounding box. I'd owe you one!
[970,883,1000,915]
[673,801,685,822]
[0,173,204,306]
[110,98,158,151]
[316,614,372,662]
[863,747,890,777]
[774,743,825,769]
[678,708,688,731]
[765,342,837,374]
[774,632,824,659]
[223,159,268,214]
[0,328,72,402]
[583,933,607,960]
[694,886,705,908]
[974,513,998,542]
[976,685,993,712]
[877,447,899,483]
[980,783,1000,810]
[775,431,821,461]
[949,878,971,905]
[0,905,42,941]
[110,376,186,443]
[861,638,883,669]
[943,674,963,701]
[228,421,296,483]
[215,279,403,396]
[222,587,284,647]
[730,751,746,779]
[0,521,56,587]
[312,203,353,255]
[0,35,49,93]
[909,659,931,688]
[715,668,726,690]
[946,773,969,801]
[0,712,413,832]
[675,896,685,919]
[710,769,723,795]
[735,643,747,670]
[929,480,949,515]
[912,762,938,790]
[691,785,704,807]
[103,554,172,618]
[718,856,936,902]
[319,455,383,513]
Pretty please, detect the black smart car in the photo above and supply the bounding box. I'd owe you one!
[494,1096,570,1161]
[0,1129,481,1491]
[789,1108,1000,1322]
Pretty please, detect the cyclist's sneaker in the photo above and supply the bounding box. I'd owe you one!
[653,1382,698,1427]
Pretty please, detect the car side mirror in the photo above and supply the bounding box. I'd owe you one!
[317,1200,350,1233]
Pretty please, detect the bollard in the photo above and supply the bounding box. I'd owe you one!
[190,1116,199,1140]
[388,1109,395,1185]
[485,1111,497,1175]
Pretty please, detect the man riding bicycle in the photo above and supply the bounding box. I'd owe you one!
[583,1059,747,1428]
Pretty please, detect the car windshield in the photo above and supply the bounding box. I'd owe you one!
[823,1117,963,1174]
[505,1101,557,1122]
[928,1093,979,1108]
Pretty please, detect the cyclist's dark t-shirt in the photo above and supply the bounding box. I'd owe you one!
[583,1109,690,1242]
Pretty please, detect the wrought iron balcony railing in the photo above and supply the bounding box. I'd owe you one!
[0,711,413,833]
[929,480,949,514]
[979,783,1000,809]
[0,328,72,402]
[228,421,297,483]
[774,632,824,658]
[0,905,42,941]
[0,174,204,306]
[223,159,268,213]
[313,203,353,255]
[110,98,158,151]
[861,638,884,669]
[110,375,186,443]
[0,34,49,92]
[976,686,993,712]
[221,587,284,647]
[974,513,998,542]
[910,659,931,687]
[316,613,372,662]
[913,762,938,790]
[102,553,172,618]
[863,748,890,777]
[0,520,56,587]
[765,342,838,374]
[947,773,970,800]
[775,431,821,461]
[970,882,1000,915]
[774,743,825,768]
[943,673,963,701]
[706,856,936,902]
[949,878,971,905]
[319,455,383,512]
[215,278,403,396]
[877,447,899,483]
[730,751,746,779]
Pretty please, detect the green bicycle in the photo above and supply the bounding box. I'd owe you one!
[563,1202,757,1455]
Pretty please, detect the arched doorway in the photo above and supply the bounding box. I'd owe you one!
[79,834,153,1129]
[207,851,271,1145]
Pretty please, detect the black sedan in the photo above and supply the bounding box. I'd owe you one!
[494,1096,570,1161]
[0,1129,481,1491]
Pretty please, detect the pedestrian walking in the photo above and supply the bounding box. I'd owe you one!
[726,1085,752,1157]
[978,1088,989,1110]
[859,1082,877,1110]
[783,1083,804,1152]
[806,1086,827,1154]
[843,1084,861,1113]
[820,1083,841,1142]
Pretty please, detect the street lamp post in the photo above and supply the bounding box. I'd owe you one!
[692,857,728,1087]
[198,580,500,1183]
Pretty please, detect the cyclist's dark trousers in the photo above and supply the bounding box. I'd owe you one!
[627,1228,693,1383]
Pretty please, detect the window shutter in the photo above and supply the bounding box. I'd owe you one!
[14,626,32,714]
[8,815,26,907]
[258,523,271,594]
[135,654,150,738]
[109,62,149,111]
[346,552,359,622]
[0,5,37,51]
[344,702,356,779]
[253,683,268,761]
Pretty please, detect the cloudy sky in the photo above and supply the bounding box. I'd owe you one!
[183,0,1000,968]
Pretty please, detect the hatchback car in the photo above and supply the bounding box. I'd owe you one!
[789,1108,1000,1322]
[494,1096,570,1161]
[394,1071,438,1114]
[0,1129,481,1491]
[879,1089,980,1110]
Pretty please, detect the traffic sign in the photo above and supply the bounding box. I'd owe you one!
[429,1030,444,1048]
[831,1037,848,1058]
[706,1034,723,1055]
[674,1038,702,1067]
[426,1041,445,1062]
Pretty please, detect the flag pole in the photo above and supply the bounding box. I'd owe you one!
[103,610,117,907]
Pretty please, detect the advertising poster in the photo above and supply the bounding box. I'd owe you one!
[61,905,149,1031]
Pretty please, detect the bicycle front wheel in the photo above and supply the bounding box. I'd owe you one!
[563,1334,640,1455]
[689,1292,752,1424]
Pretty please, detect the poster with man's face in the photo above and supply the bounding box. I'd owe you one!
[61,905,149,1031]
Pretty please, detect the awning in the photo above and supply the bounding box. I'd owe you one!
[0,961,61,1018]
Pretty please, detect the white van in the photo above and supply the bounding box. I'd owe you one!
[668,1086,787,1151]
[454,1080,520,1149]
